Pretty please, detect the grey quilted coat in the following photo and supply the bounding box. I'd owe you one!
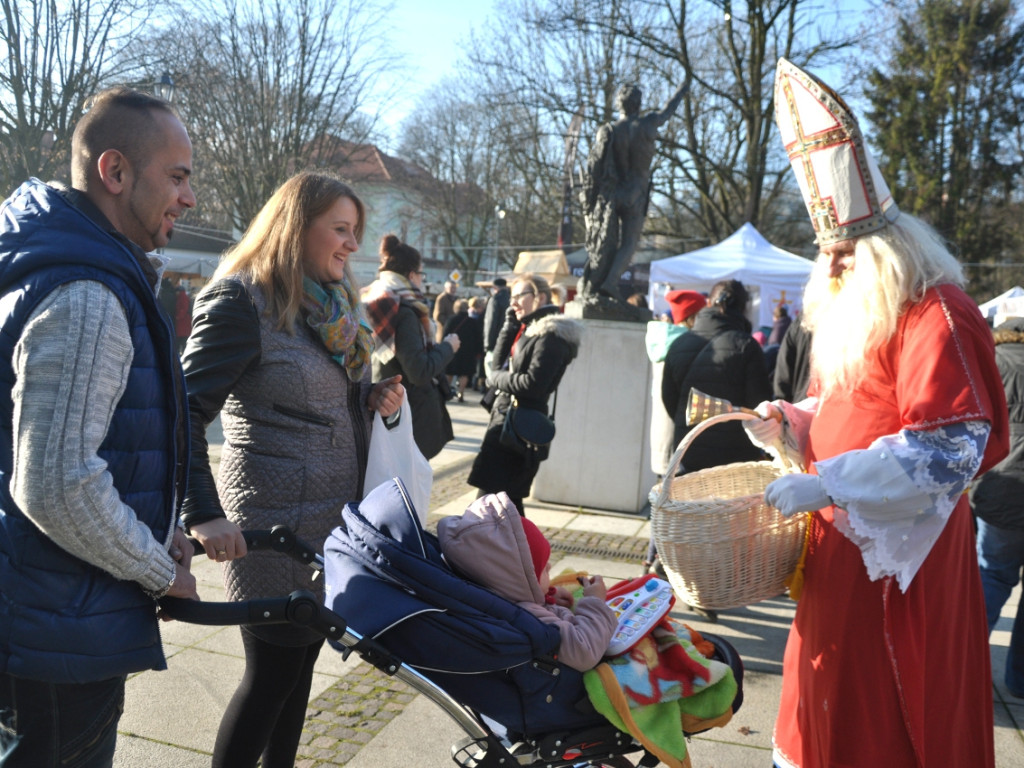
[182,278,373,642]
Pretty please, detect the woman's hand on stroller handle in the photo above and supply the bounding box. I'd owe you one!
[189,517,248,562]
[186,524,324,574]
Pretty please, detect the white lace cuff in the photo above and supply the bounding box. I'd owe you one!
[815,421,989,591]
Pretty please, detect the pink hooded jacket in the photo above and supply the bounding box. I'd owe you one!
[437,494,617,672]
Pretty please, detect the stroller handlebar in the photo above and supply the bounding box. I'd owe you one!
[158,588,409,680]
[187,525,324,571]
[159,589,345,640]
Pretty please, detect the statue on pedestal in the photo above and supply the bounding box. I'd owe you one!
[574,77,690,319]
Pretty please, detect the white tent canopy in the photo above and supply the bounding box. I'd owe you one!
[648,223,814,330]
[978,286,1024,319]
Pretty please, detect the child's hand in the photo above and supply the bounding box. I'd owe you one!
[578,575,607,601]
[551,586,574,608]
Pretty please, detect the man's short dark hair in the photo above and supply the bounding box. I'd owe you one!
[71,87,178,187]
[493,278,507,287]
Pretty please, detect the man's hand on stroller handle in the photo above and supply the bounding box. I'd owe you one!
[165,528,199,601]
[166,562,199,601]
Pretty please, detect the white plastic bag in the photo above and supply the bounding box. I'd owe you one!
[363,392,433,523]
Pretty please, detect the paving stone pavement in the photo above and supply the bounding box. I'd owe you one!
[297,664,417,767]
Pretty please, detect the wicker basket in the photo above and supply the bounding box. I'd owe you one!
[650,412,806,611]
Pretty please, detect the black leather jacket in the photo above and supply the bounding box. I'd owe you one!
[179,279,261,529]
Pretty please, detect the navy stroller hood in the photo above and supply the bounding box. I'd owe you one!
[323,479,604,735]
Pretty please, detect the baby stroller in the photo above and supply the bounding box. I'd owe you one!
[162,479,744,768]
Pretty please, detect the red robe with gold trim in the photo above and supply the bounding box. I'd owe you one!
[773,284,1009,768]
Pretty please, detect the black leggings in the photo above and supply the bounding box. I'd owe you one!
[211,629,324,768]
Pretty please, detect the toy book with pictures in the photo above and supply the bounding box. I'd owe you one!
[605,576,675,656]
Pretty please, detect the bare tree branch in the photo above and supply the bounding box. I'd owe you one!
[0,0,155,193]
[142,0,397,232]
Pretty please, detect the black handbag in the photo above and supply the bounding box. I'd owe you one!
[480,385,497,412]
[435,374,455,401]
[499,393,557,458]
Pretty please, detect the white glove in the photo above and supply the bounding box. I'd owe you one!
[743,401,782,449]
[764,474,832,517]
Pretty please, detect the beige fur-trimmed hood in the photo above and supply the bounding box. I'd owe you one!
[522,313,583,353]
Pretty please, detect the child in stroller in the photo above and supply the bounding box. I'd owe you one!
[162,478,742,768]
[323,479,743,767]
[437,493,617,672]
[436,492,739,768]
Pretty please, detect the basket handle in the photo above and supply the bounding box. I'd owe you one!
[656,412,800,510]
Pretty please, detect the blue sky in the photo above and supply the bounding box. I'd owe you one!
[378,0,871,144]
[380,0,495,135]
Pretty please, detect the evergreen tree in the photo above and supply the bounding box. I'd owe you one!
[865,0,1024,295]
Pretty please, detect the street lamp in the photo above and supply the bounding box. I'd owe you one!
[154,72,175,103]
[493,205,506,277]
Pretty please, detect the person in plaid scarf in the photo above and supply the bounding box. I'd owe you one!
[364,234,460,459]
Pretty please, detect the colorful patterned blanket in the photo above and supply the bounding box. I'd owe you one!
[579,577,737,768]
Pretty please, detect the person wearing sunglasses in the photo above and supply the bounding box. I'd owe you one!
[468,274,580,516]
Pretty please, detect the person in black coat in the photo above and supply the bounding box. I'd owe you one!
[483,278,510,374]
[651,280,772,612]
[772,316,812,402]
[364,235,459,459]
[971,316,1024,698]
[468,274,582,516]
[443,299,484,401]
[662,279,772,472]
[767,303,792,346]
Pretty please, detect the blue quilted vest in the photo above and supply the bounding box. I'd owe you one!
[0,179,188,683]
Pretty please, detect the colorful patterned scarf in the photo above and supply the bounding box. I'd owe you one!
[363,271,434,365]
[301,276,374,382]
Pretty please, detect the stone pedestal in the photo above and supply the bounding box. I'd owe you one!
[532,318,656,513]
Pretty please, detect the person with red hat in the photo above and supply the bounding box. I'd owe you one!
[642,289,707,580]
[437,493,616,672]
[664,289,705,327]
[647,290,706,474]
[652,280,772,617]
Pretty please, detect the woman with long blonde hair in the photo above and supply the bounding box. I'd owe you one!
[180,171,403,768]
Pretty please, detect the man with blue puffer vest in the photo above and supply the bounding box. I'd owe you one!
[0,87,231,767]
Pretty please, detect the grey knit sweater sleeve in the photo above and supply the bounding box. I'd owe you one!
[10,281,175,593]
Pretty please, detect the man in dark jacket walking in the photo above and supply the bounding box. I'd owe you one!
[0,88,205,766]
[483,277,510,376]
[772,317,812,402]
[662,279,772,471]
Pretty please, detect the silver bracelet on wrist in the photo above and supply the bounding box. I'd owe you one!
[147,569,176,600]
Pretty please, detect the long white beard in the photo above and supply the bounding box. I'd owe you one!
[802,251,900,398]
